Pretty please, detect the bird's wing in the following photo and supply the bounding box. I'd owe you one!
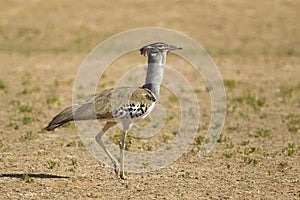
[73,87,156,121]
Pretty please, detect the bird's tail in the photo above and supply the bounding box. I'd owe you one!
[44,106,74,131]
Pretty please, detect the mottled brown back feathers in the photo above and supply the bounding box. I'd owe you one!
[44,87,156,131]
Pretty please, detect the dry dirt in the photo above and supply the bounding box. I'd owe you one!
[0,0,300,199]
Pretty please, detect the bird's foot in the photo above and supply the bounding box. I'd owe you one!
[120,171,126,180]
[111,164,126,180]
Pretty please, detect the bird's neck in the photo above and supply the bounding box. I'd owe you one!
[142,53,167,100]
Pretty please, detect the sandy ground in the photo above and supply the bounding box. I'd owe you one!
[0,0,299,199]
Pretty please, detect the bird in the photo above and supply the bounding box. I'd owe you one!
[44,42,182,179]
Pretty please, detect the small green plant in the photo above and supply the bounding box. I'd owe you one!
[183,171,191,178]
[243,92,266,111]
[67,168,76,172]
[278,161,290,171]
[61,122,75,129]
[226,102,238,114]
[0,79,6,90]
[46,94,59,105]
[77,140,84,148]
[197,123,209,132]
[142,161,149,168]
[194,135,204,145]
[71,158,78,166]
[0,140,3,149]
[283,142,298,157]
[217,135,229,143]
[252,128,272,138]
[8,121,19,130]
[238,111,249,119]
[19,114,38,125]
[240,140,250,146]
[225,142,234,149]
[9,99,20,107]
[165,114,174,121]
[223,152,234,158]
[162,134,170,143]
[278,161,288,168]
[227,123,240,131]
[244,157,259,165]
[224,79,237,90]
[48,160,59,169]
[109,134,119,144]
[193,88,202,94]
[189,147,200,155]
[21,73,32,86]
[19,86,40,95]
[278,86,293,102]
[171,130,179,136]
[11,100,34,113]
[145,144,152,151]
[243,146,260,155]
[18,103,34,113]
[74,37,83,45]
[19,131,37,141]
[285,114,300,133]
[296,82,300,91]
[125,141,131,151]
[122,134,136,151]
[259,113,268,119]
[228,92,266,112]
[226,97,242,113]
[168,95,178,102]
[22,173,34,183]
[256,97,266,107]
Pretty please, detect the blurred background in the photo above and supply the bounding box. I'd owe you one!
[0,0,298,56]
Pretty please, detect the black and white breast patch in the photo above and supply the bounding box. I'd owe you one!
[112,103,154,120]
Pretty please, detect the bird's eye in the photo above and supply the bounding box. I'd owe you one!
[150,52,157,57]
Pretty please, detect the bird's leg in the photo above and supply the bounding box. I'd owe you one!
[95,122,119,175]
[119,129,128,179]
[119,121,131,179]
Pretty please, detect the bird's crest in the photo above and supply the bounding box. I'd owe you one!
[140,42,182,56]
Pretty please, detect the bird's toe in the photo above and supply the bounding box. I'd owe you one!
[120,172,126,180]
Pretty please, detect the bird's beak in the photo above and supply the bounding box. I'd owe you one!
[168,45,183,51]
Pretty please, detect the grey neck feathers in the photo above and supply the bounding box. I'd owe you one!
[142,51,167,100]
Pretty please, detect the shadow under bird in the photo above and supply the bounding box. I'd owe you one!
[44,42,182,179]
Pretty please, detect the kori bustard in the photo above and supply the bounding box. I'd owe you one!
[44,42,182,179]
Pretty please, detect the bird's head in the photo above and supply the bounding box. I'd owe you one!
[140,42,182,58]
